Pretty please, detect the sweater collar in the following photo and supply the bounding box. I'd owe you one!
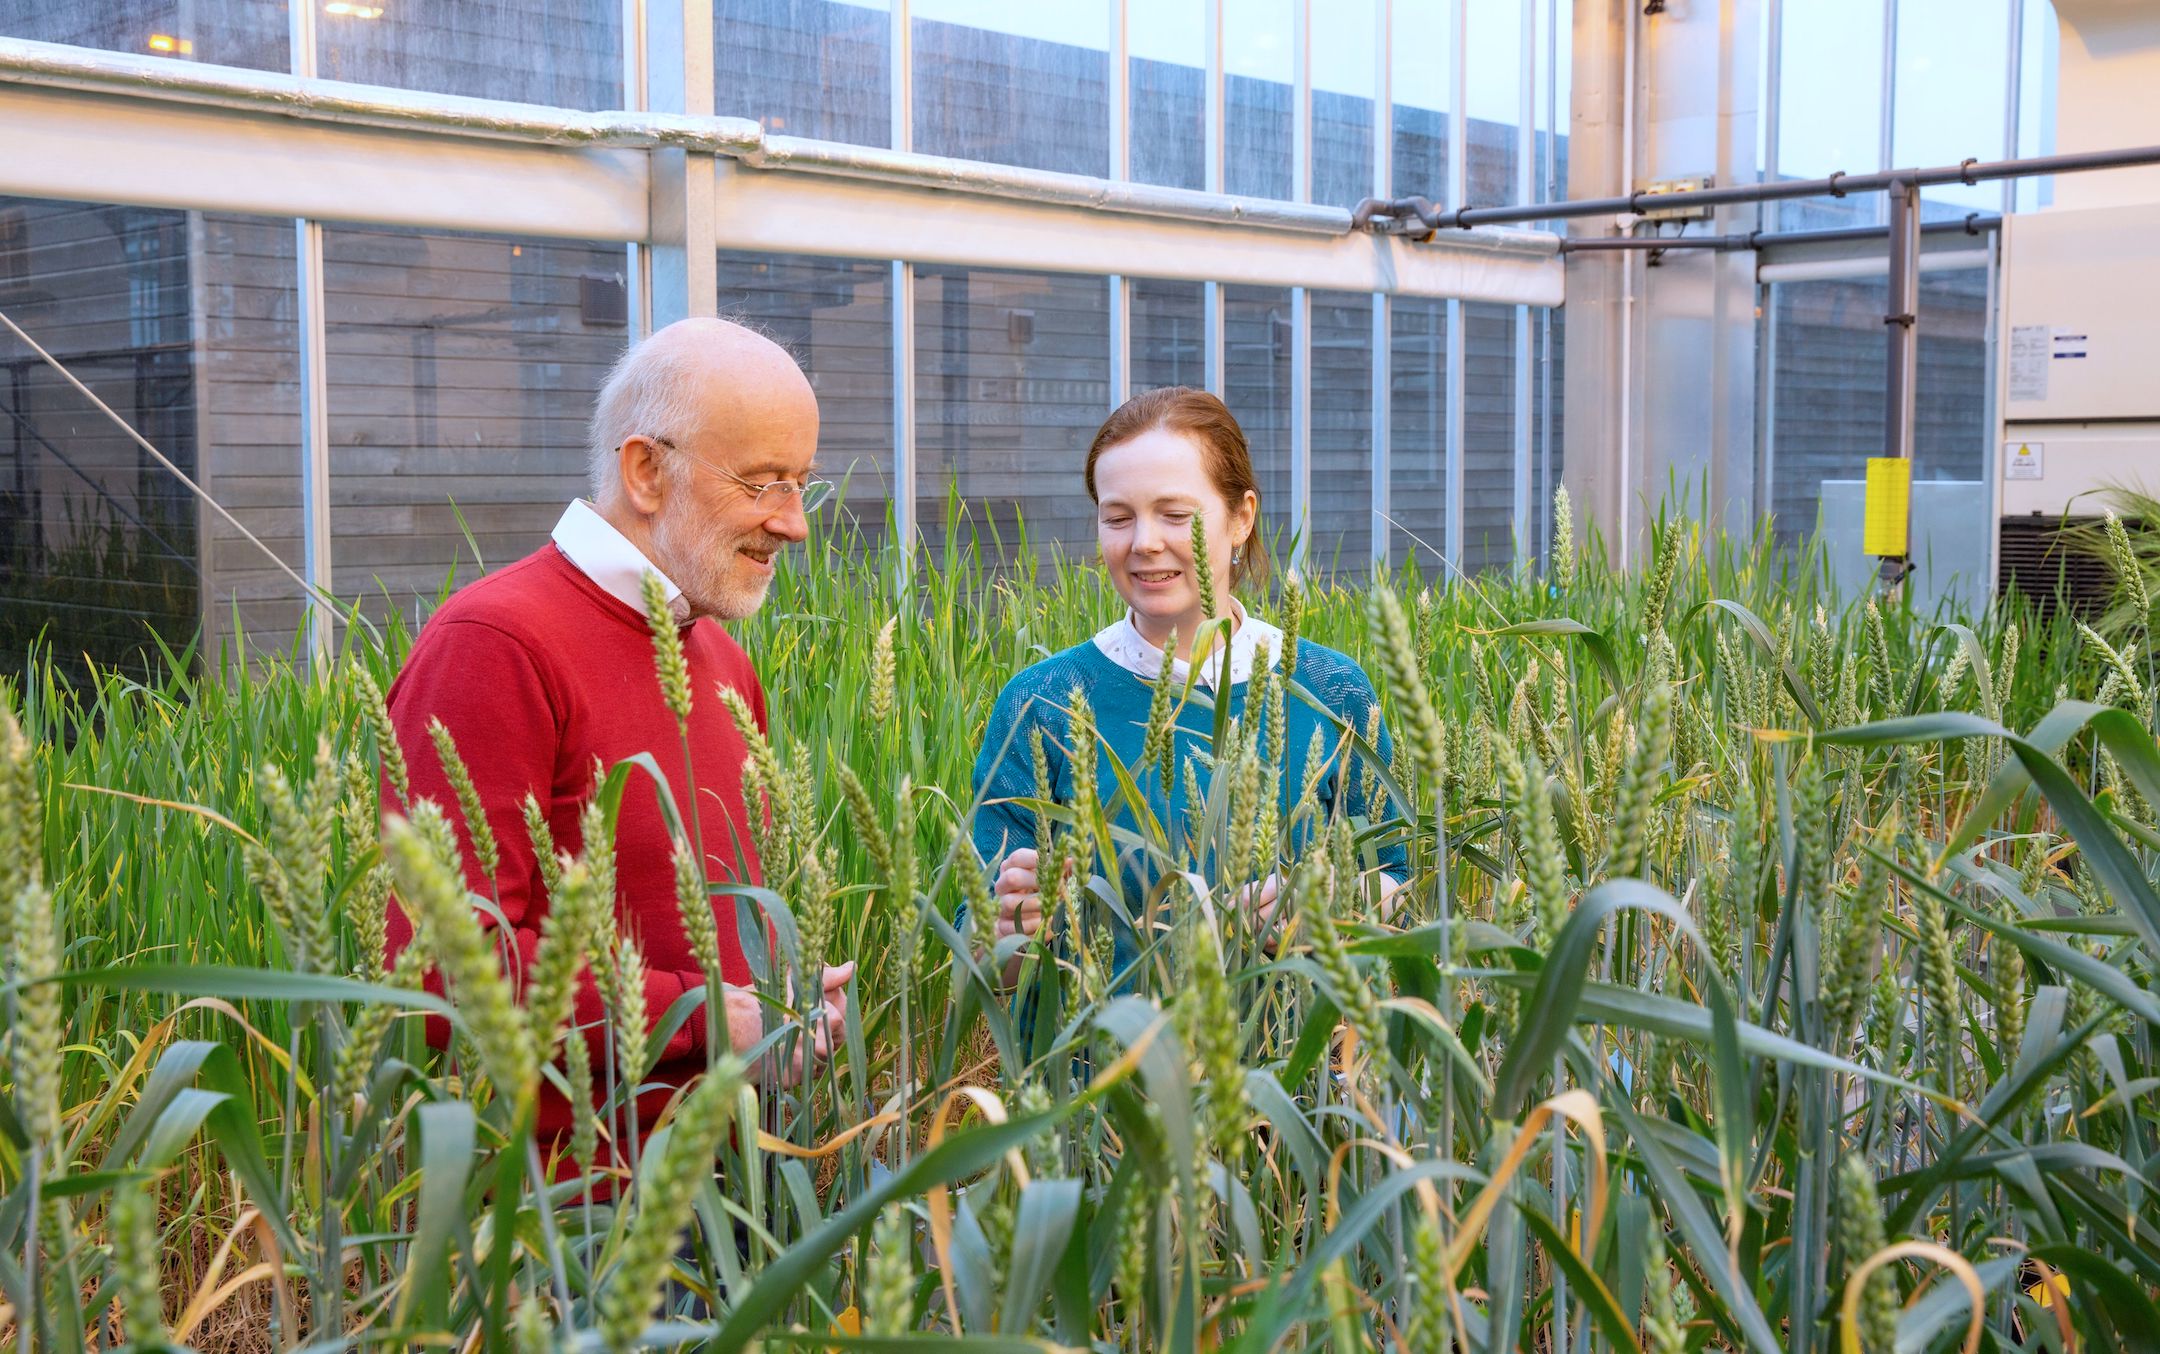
[1091,601,1284,691]
[550,500,690,624]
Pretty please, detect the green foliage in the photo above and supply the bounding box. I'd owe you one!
[2,497,2157,1351]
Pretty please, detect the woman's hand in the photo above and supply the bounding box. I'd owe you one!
[994,847,1043,943]
[993,847,1042,985]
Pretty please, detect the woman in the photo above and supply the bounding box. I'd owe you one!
[969,386,1408,983]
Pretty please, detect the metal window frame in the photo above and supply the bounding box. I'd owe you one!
[1445,0,1468,574]
[1370,0,1393,572]
[0,10,1572,634]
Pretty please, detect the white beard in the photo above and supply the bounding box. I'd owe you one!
[651,508,777,621]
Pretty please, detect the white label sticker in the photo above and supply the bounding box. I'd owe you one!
[2053,327,2090,360]
[2005,441,2044,480]
[2010,325,2049,402]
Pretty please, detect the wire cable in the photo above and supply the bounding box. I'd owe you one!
[0,304,321,604]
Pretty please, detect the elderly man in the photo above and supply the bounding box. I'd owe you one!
[384,317,850,1156]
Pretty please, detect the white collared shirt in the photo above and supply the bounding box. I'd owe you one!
[1091,601,1286,691]
[550,499,690,624]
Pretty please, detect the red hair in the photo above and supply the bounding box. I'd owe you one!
[1084,386,1270,590]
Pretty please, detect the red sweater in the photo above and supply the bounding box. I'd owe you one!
[383,543,764,1154]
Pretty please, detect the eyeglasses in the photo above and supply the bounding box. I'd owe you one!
[645,436,835,513]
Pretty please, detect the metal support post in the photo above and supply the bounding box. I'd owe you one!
[890,0,916,576]
[1109,0,1130,408]
[1370,0,1392,571]
[646,0,715,327]
[1289,0,1311,574]
[1878,174,1920,587]
[1203,0,1226,397]
[290,0,333,670]
[1511,0,1534,567]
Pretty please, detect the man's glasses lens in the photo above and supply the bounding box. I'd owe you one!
[756,479,834,513]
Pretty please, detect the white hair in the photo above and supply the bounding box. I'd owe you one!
[586,334,710,502]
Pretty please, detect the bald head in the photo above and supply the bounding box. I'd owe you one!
[586,317,817,503]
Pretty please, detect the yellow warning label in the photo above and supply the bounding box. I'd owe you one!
[1864,457,1912,557]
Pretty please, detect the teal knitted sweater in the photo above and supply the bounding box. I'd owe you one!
[967,635,1410,975]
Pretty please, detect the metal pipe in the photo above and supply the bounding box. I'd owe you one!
[1554,213,2001,253]
[1355,142,2160,233]
[1883,176,1921,466]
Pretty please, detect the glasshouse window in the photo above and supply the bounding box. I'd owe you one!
[1462,300,1516,574]
[715,0,891,146]
[321,226,627,631]
[1,0,288,72]
[1389,0,1453,206]
[1130,278,1206,392]
[913,267,1108,568]
[1309,291,1373,577]
[1388,296,1448,576]
[1894,0,2010,216]
[1222,284,1295,559]
[1309,0,1377,209]
[912,2,1110,175]
[1768,266,1990,541]
[1129,3,1206,191]
[1225,0,1295,201]
[1775,0,1887,231]
[315,0,622,110]
[0,197,303,677]
[1464,0,1525,207]
[719,251,894,550]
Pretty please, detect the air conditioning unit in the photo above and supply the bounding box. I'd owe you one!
[1996,201,2160,614]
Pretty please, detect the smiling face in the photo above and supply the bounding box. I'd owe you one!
[607,322,822,621]
[1092,426,1257,650]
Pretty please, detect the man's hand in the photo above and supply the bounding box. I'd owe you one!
[725,960,855,1086]
[1226,872,1287,954]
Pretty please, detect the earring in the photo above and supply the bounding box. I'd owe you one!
[1231,549,1241,568]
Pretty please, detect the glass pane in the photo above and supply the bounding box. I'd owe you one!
[912,2,1110,175]
[1465,0,1523,207]
[1894,0,2009,214]
[719,252,894,550]
[1223,285,1293,557]
[315,0,622,109]
[1130,0,1205,190]
[1309,291,1372,578]
[715,0,892,146]
[914,267,1109,569]
[1462,301,1514,574]
[1768,268,1990,540]
[323,226,626,630]
[2014,0,2056,213]
[1225,0,1293,200]
[1,0,287,71]
[1776,0,1885,230]
[1131,278,1206,392]
[1539,0,1573,209]
[0,198,301,679]
[1311,0,1376,208]
[1529,305,1566,572]
[1390,0,1451,204]
[1388,297,1447,577]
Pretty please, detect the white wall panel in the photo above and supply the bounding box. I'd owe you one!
[0,84,651,240]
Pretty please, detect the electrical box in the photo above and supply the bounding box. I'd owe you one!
[1636,176,1715,223]
[1996,201,2160,606]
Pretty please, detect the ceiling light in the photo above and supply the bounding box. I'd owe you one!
[324,2,386,17]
